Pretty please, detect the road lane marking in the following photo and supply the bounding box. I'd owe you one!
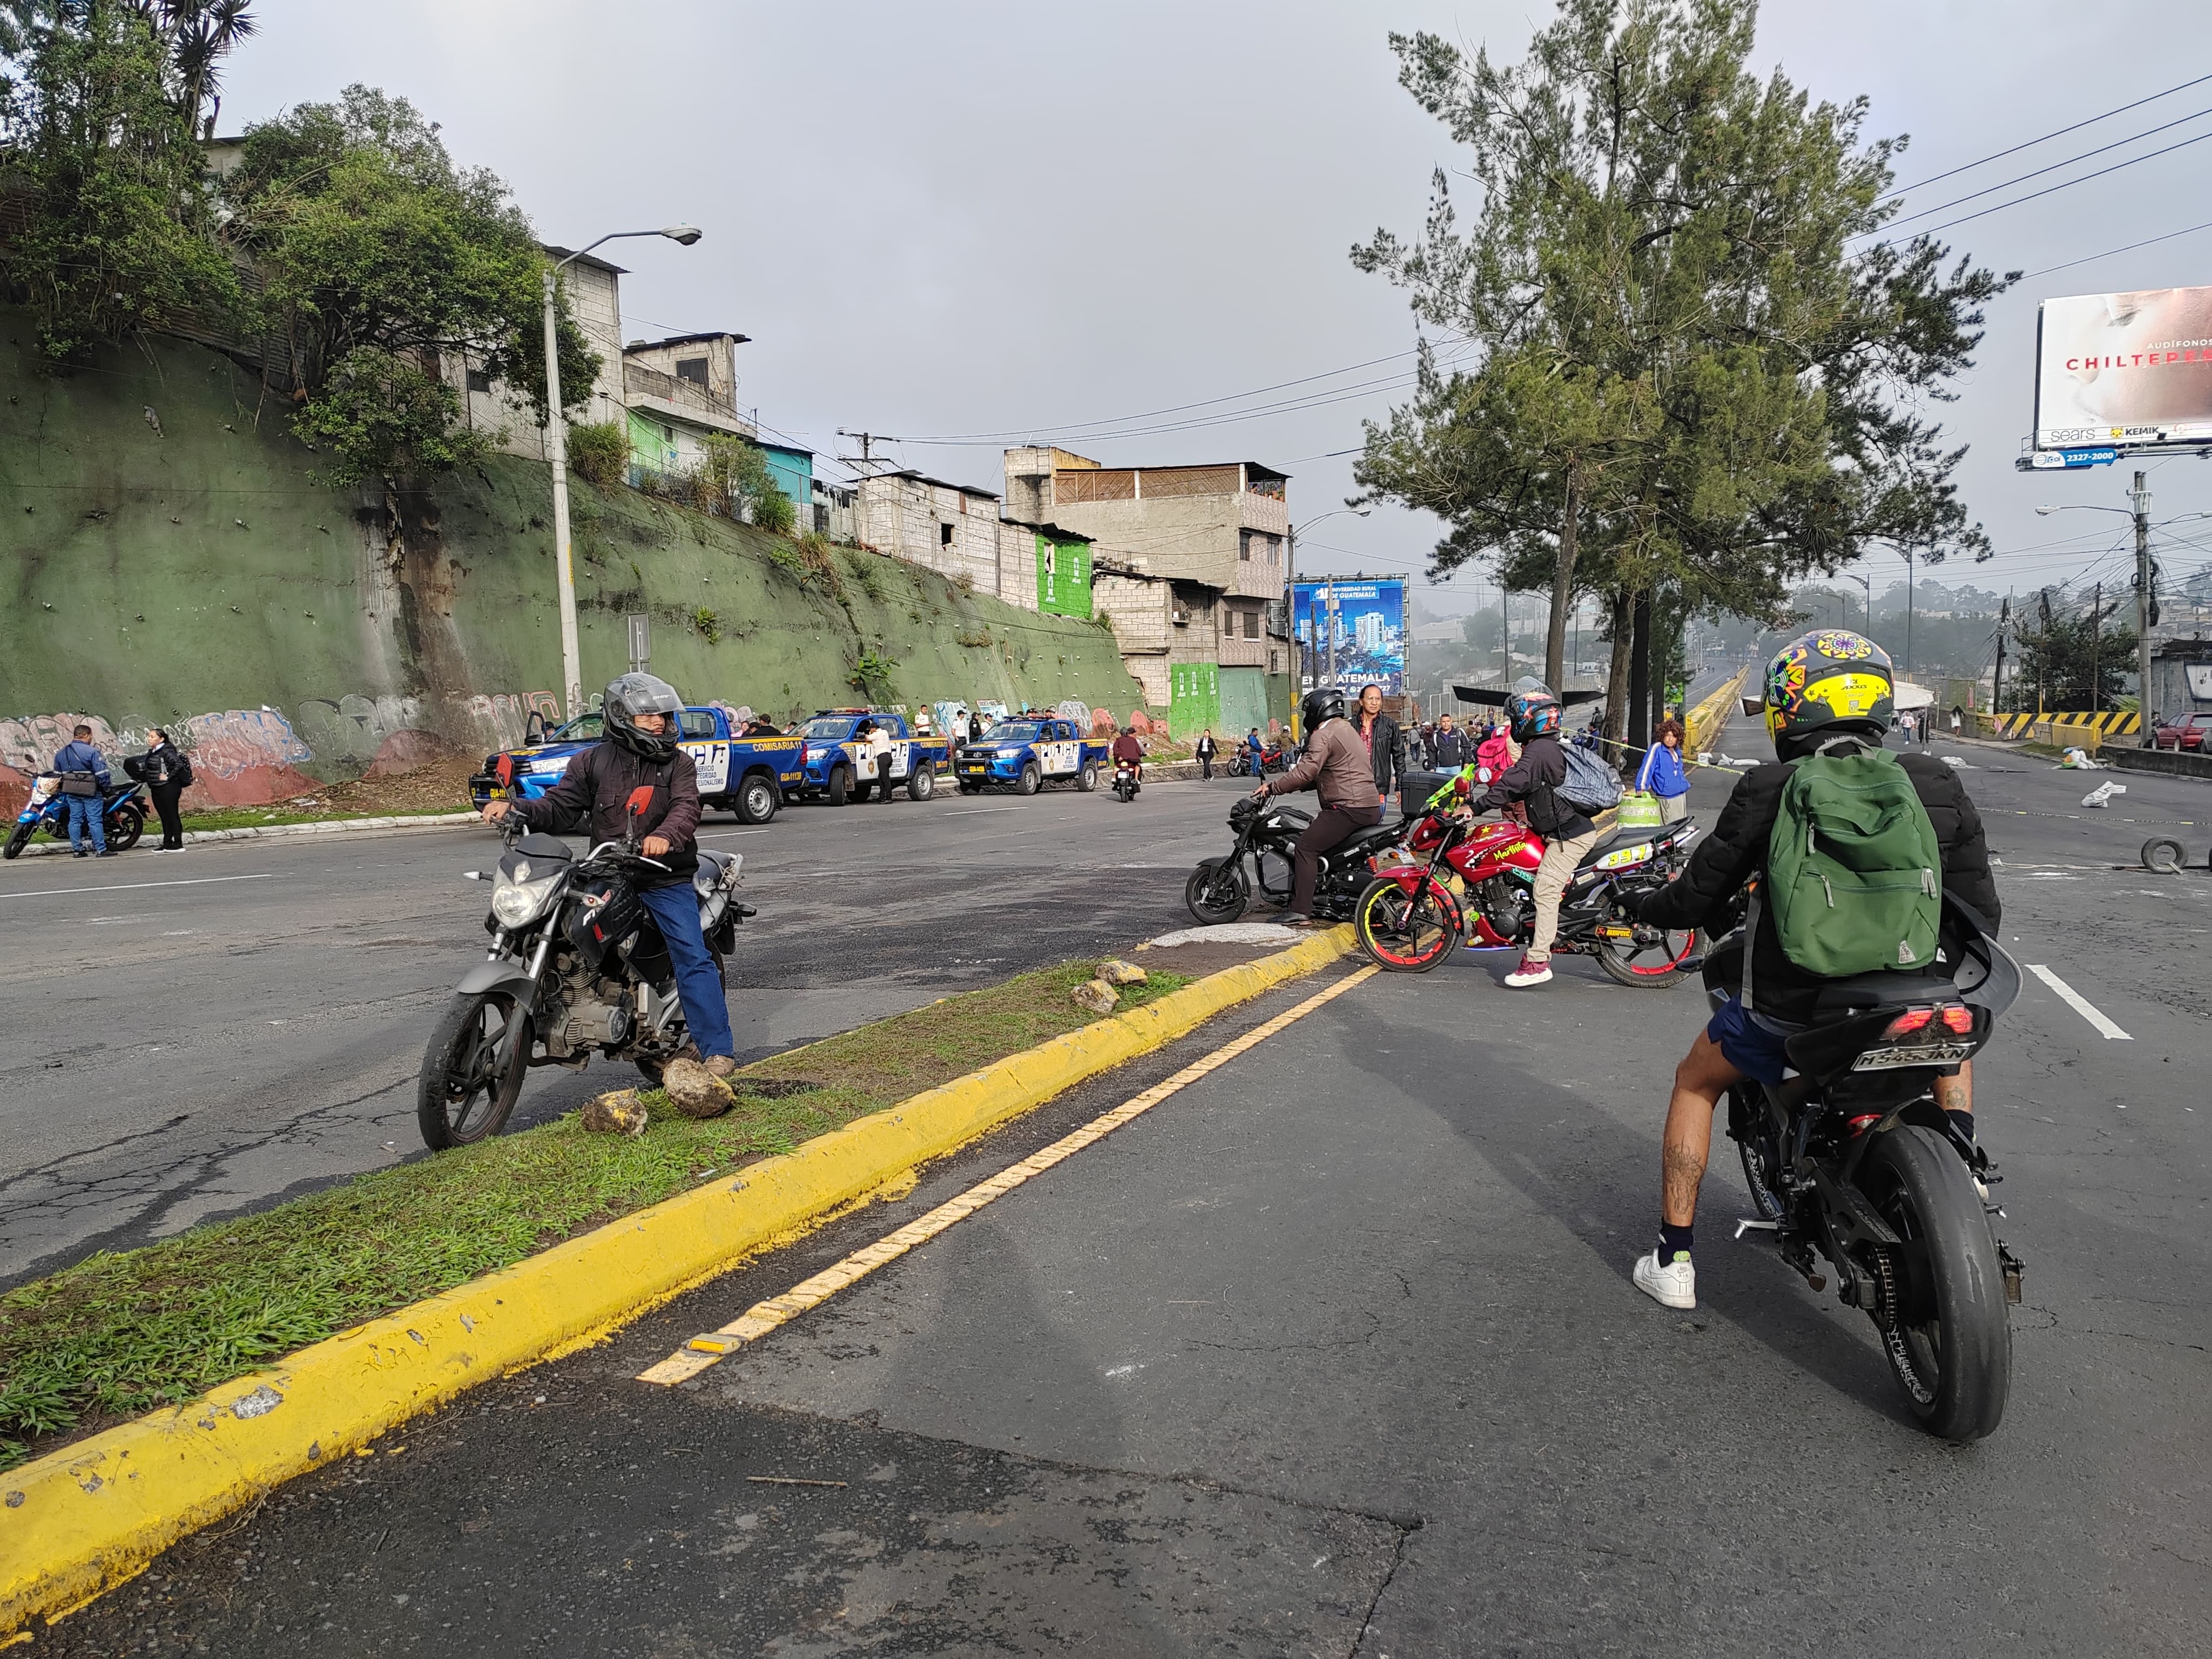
[2027,964,2132,1040]
[697,830,770,839]
[638,962,1381,1386]
[943,806,1025,817]
[0,872,278,900]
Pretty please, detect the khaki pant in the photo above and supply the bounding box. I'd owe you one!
[1529,827,1599,962]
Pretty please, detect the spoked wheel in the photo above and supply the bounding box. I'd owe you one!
[1354,875,1461,972]
[106,804,145,852]
[1184,857,1250,924]
[1858,1124,2011,1442]
[417,990,531,1150]
[1594,918,1700,987]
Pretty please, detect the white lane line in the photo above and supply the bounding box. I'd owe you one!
[0,872,279,901]
[943,806,1024,817]
[697,830,770,839]
[2027,964,2133,1040]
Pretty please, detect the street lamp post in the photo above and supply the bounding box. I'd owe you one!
[542,225,702,718]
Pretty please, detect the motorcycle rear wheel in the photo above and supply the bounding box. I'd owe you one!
[106,804,145,852]
[1858,1124,2011,1442]
[1727,1085,1787,1223]
[1354,875,1460,972]
[1184,857,1249,924]
[418,990,531,1149]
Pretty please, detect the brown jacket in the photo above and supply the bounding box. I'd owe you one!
[511,741,702,886]
[1271,719,1382,810]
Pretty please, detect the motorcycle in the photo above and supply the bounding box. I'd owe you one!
[1712,892,2025,1441]
[4,772,148,859]
[1184,794,1406,925]
[1352,785,1702,983]
[1225,744,1290,779]
[1112,758,1141,802]
[417,786,753,1150]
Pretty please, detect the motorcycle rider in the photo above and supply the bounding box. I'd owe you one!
[1110,725,1144,784]
[1253,687,1383,925]
[1625,631,2000,1310]
[476,672,738,1078]
[1466,687,1595,988]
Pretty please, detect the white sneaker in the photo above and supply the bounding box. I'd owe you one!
[1503,956,1553,988]
[1633,1249,1697,1309]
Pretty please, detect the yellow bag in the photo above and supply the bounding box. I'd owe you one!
[1616,790,1665,828]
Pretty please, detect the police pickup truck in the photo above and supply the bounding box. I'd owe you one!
[469,706,805,824]
[954,716,1109,795]
[790,709,952,805]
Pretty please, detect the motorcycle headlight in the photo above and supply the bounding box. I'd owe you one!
[28,778,56,805]
[490,870,563,927]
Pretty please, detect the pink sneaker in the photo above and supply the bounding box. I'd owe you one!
[1503,956,1553,988]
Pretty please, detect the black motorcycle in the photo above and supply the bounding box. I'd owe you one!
[1112,758,1141,802]
[1713,892,2026,1441]
[1184,795,1405,925]
[417,792,751,1149]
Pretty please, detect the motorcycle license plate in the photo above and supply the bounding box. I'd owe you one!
[1852,1040,1976,1070]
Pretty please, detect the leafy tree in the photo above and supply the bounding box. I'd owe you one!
[123,0,254,134]
[0,0,244,365]
[700,434,795,534]
[2009,594,2134,711]
[221,85,598,483]
[1353,0,2009,732]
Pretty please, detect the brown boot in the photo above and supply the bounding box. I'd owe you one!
[704,1054,737,1080]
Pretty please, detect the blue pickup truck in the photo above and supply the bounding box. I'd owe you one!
[791,709,953,805]
[954,716,1110,795]
[469,706,806,824]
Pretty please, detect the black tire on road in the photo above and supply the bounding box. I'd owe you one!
[1077,760,1098,792]
[827,765,852,807]
[1858,1123,2012,1442]
[735,771,780,825]
[1017,763,1041,796]
[1184,857,1250,925]
[908,765,935,801]
[2141,835,2184,874]
[417,990,531,1150]
[106,804,145,852]
[2,821,31,860]
[1728,1085,1787,1224]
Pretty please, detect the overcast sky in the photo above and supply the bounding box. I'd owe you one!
[224,1,2212,623]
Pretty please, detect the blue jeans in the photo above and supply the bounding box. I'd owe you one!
[638,881,734,1060]
[63,794,106,853]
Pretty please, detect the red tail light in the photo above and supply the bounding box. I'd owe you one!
[1881,1008,1935,1038]
[1847,1112,1882,1136]
[1940,1005,1974,1034]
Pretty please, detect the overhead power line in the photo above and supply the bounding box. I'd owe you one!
[2020,217,2212,279]
[1877,70,2212,202]
[1874,127,2212,246]
[1874,104,2212,237]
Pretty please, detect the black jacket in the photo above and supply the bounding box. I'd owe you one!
[510,742,701,887]
[140,741,188,788]
[1472,733,1595,839]
[1433,729,1469,770]
[1638,740,2001,1026]
[1357,711,1403,797]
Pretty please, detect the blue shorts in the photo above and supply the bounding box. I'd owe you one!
[1706,995,1795,1088]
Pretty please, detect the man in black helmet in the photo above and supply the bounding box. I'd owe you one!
[1252,687,1382,924]
[478,673,737,1077]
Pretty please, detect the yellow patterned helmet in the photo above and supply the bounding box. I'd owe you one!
[1762,630,1894,749]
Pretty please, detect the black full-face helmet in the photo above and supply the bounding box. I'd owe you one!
[1299,686,1345,736]
[603,672,683,764]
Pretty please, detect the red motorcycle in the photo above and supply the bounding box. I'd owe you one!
[1353,790,1702,984]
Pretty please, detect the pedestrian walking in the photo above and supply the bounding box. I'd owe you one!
[1432,714,1469,771]
[52,724,113,858]
[1949,706,1964,738]
[140,727,192,851]
[1195,729,1217,780]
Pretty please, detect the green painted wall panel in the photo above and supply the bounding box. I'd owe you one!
[1167,662,1219,739]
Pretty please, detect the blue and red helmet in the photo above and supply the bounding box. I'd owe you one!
[1504,686,1563,743]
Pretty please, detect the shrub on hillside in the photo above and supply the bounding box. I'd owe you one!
[567,421,629,489]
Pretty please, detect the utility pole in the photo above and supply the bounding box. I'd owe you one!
[2089,581,2102,713]
[1993,594,2009,715]
[2133,469,2154,746]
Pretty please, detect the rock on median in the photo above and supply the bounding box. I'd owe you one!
[663,1058,736,1120]
[581,1090,649,1137]
[1071,978,1119,1017]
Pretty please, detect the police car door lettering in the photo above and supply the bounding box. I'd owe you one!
[685,741,730,793]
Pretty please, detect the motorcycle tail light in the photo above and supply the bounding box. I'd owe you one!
[1940,1005,1974,1034]
[1881,1008,1936,1038]
[1847,1112,1882,1137]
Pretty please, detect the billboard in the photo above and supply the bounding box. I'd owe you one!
[2035,287,2212,453]
[1293,578,1406,696]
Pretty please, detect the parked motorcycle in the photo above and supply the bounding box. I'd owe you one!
[417,789,752,1150]
[1225,745,1291,780]
[1112,758,1141,802]
[4,772,147,859]
[1352,789,1701,983]
[1184,795,1405,925]
[1714,892,2025,1441]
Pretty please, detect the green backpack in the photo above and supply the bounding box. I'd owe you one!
[1766,745,1942,977]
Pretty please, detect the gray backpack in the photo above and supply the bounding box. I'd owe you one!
[1556,744,1624,813]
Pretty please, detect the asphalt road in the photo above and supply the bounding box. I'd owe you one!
[37,712,2211,1656]
[0,777,1253,1286]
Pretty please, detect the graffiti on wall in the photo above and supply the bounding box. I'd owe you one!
[460,691,562,752]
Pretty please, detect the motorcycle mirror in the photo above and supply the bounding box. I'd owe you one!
[625,785,655,819]
[1739,697,1764,718]
[495,754,515,787]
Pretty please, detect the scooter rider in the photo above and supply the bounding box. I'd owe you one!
[476,672,738,1078]
[1253,687,1382,925]
[1624,631,2001,1310]
[1110,726,1144,781]
[1467,686,1596,989]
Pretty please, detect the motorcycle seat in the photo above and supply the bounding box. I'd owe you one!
[1337,824,1404,859]
[693,848,736,898]
[1810,970,1959,1019]
[1575,827,1655,868]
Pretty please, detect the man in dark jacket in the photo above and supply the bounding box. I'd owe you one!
[52,725,112,858]
[1432,714,1469,771]
[1354,684,1402,807]
[1468,688,1594,988]
[478,672,736,1076]
[1625,631,2000,1311]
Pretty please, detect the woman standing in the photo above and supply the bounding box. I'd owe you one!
[1636,717,1690,822]
[143,727,192,851]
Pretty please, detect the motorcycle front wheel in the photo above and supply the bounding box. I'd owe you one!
[1593,919,1700,987]
[1184,857,1249,924]
[1354,876,1461,972]
[1858,1124,2011,1442]
[418,990,531,1149]
[2,821,32,860]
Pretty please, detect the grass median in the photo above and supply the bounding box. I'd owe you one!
[0,958,1188,1471]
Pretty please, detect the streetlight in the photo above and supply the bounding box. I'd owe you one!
[542,225,703,718]
[2038,477,2156,746]
[1287,509,1370,731]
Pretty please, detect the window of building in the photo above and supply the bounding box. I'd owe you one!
[1238,531,1252,562]
[940,522,955,547]
[466,365,491,394]
[1244,609,1260,639]
[675,357,710,389]
[814,504,829,534]
[1270,650,1280,673]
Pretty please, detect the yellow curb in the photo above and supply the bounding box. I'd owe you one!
[0,925,1357,1636]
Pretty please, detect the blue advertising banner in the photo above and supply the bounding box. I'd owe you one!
[1293,579,1406,696]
